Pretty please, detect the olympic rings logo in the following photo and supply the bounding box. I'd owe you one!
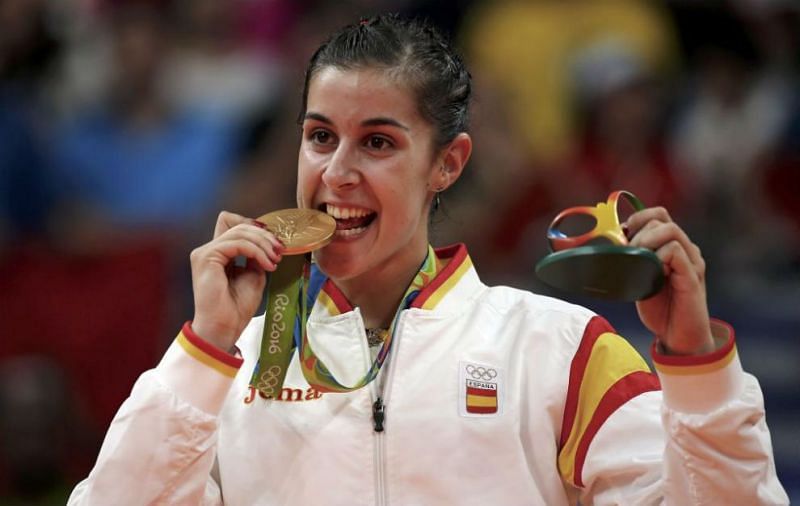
[466,364,497,381]
[255,365,283,395]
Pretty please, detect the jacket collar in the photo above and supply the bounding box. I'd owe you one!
[308,243,483,319]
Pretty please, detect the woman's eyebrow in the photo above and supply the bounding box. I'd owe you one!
[303,112,410,132]
[361,117,410,131]
[304,112,332,124]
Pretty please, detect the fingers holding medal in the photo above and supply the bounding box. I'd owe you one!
[199,211,286,273]
[200,207,335,274]
[190,208,333,350]
[190,211,285,349]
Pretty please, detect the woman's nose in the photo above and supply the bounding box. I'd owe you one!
[321,144,361,190]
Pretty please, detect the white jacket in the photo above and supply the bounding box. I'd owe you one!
[69,244,788,505]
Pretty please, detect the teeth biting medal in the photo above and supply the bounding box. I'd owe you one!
[257,208,336,255]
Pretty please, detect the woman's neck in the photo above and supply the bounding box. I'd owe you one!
[335,244,429,329]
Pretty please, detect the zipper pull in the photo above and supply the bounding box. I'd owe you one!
[372,397,385,433]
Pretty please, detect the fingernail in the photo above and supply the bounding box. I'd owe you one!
[621,222,631,239]
[253,220,267,229]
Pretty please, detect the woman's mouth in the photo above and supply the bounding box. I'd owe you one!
[324,203,377,237]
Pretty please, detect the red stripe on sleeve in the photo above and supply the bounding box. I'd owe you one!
[559,316,616,450]
[183,321,244,369]
[651,319,735,366]
[572,370,661,487]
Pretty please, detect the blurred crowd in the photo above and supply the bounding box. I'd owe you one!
[0,0,798,503]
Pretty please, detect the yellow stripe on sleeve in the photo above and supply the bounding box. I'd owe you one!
[653,346,737,376]
[177,332,240,378]
[558,332,651,485]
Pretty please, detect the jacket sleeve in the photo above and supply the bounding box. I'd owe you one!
[67,323,243,505]
[558,317,789,505]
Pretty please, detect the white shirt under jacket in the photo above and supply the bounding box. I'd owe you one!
[68,244,788,505]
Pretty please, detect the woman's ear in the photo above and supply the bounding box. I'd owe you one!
[430,132,473,191]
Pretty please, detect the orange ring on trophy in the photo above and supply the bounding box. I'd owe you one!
[546,190,645,251]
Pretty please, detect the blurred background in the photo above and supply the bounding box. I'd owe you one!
[0,0,797,503]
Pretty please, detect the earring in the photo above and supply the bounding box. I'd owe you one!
[433,185,444,211]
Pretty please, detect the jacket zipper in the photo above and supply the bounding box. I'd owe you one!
[373,418,386,506]
[372,397,385,432]
[370,313,406,506]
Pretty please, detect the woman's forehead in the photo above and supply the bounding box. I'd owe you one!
[306,67,421,123]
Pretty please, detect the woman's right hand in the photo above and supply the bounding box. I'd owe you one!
[189,211,284,351]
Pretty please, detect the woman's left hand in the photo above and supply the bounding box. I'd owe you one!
[626,207,715,355]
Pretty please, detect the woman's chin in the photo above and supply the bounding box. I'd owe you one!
[314,236,373,280]
[314,253,361,281]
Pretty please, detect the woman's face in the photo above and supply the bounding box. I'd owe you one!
[298,67,440,284]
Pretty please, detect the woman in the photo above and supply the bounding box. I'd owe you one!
[69,15,787,505]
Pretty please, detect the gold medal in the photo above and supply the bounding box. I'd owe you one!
[257,208,336,255]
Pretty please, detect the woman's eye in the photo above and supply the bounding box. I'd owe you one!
[310,130,334,145]
[366,135,392,150]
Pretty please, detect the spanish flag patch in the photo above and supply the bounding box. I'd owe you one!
[460,361,503,417]
[466,380,498,414]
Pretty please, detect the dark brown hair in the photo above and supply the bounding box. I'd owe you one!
[300,14,472,148]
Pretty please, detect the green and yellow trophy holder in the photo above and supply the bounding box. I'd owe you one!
[535,191,664,301]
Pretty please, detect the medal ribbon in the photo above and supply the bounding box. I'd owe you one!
[299,245,439,393]
[249,254,307,398]
[250,245,439,396]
